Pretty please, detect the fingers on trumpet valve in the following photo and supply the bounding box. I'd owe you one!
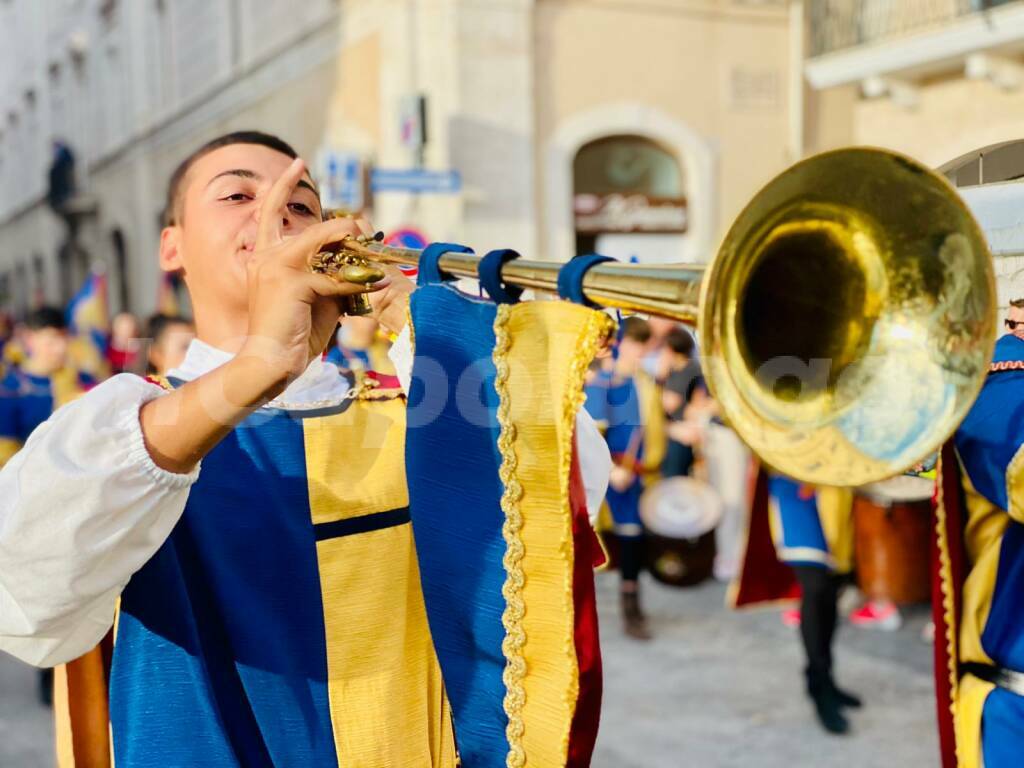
[309,227,387,286]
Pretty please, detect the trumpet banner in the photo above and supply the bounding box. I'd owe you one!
[406,279,611,767]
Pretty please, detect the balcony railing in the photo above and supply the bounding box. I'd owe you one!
[809,0,1023,57]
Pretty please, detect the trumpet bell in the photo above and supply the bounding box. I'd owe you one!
[701,147,996,486]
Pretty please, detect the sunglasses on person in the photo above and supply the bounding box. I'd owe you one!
[1006,319,1024,330]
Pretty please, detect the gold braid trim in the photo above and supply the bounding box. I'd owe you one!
[494,304,613,767]
[494,304,528,768]
[934,452,960,765]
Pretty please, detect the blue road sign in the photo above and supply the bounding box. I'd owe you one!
[318,150,363,211]
[370,168,462,194]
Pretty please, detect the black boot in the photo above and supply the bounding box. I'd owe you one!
[806,669,849,735]
[830,681,862,709]
[621,590,652,641]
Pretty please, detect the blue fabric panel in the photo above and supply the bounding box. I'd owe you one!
[981,521,1024,674]
[767,475,829,568]
[556,253,614,308]
[992,333,1024,365]
[111,411,336,768]
[0,370,54,442]
[584,370,643,457]
[981,686,1024,767]
[606,482,642,532]
[585,370,644,531]
[406,282,510,765]
[955,366,1024,512]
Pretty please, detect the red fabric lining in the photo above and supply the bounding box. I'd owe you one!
[731,466,800,608]
[932,442,967,768]
[566,438,603,767]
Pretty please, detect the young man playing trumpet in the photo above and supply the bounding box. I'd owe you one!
[0,131,615,766]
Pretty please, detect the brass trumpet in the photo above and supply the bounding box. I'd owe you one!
[313,148,997,487]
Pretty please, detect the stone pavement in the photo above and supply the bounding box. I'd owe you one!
[592,573,938,768]
[0,575,938,767]
[0,652,52,767]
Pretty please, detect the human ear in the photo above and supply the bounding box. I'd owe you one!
[159,226,184,272]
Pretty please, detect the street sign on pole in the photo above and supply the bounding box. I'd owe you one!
[316,149,363,211]
[370,168,461,195]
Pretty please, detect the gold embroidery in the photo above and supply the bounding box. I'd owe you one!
[493,304,527,768]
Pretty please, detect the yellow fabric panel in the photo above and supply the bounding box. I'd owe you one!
[955,674,994,768]
[316,526,456,768]
[303,399,409,523]
[0,437,21,468]
[1007,442,1024,526]
[958,468,1007,668]
[816,486,854,575]
[51,367,86,408]
[501,301,611,766]
[633,370,666,476]
[961,472,1007,566]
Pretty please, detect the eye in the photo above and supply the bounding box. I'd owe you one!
[287,202,317,217]
[220,192,253,203]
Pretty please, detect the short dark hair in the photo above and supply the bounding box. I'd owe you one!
[665,326,695,358]
[1011,298,1024,310]
[621,316,652,344]
[162,131,299,227]
[145,313,192,344]
[25,306,67,331]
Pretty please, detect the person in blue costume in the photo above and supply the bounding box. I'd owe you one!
[1,131,610,768]
[0,132,452,766]
[933,311,1024,768]
[766,475,862,735]
[0,306,88,468]
[585,316,666,640]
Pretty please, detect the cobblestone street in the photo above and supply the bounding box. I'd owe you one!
[593,573,938,767]
[0,573,937,767]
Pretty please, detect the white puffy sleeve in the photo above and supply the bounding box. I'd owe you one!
[0,374,200,667]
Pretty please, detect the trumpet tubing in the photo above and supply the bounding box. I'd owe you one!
[320,148,997,487]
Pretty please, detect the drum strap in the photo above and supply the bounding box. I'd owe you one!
[961,662,1024,698]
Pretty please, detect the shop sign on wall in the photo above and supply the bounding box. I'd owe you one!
[573,193,688,234]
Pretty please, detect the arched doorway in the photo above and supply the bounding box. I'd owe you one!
[572,135,688,263]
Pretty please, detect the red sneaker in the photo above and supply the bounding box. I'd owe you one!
[781,608,801,627]
[849,600,902,631]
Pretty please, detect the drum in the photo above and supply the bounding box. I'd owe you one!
[640,477,723,587]
[853,475,934,605]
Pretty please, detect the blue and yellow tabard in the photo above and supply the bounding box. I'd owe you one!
[110,390,456,766]
[935,334,1024,768]
[767,476,854,574]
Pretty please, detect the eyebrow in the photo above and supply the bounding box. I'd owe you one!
[206,168,320,197]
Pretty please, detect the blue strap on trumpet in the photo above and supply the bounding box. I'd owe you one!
[478,249,523,305]
[556,253,615,308]
[417,242,475,286]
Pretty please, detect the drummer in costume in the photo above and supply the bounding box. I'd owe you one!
[0,131,611,766]
[732,472,862,733]
[933,324,1024,768]
[584,316,666,640]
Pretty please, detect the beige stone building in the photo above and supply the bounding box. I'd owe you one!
[0,0,799,317]
[802,0,1024,308]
